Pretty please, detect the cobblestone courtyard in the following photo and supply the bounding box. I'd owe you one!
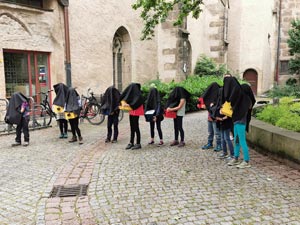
[0,111,299,225]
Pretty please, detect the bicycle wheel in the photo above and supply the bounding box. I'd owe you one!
[118,110,124,122]
[33,105,52,127]
[86,103,105,125]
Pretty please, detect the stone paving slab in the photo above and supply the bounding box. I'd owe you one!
[0,111,299,225]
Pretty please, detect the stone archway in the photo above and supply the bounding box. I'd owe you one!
[243,68,258,95]
[112,27,131,91]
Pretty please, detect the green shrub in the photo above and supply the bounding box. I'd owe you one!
[193,54,228,77]
[276,113,300,132]
[265,85,300,98]
[141,75,224,112]
[256,98,300,132]
[256,105,288,125]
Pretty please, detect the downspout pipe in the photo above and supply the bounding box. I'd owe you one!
[58,0,72,87]
[275,0,282,84]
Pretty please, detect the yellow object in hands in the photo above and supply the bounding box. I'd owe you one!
[119,100,132,111]
[220,101,233,117]
[65,112,78,120]
[52,105,63,114]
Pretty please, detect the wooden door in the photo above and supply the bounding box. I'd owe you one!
[243,69,258,95]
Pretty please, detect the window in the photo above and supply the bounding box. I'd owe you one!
[4,50,50,104]
[2,0,43,8]
[280,60,290,75]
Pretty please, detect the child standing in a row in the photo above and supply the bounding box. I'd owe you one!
[144,87,164,146]
[6,92,30,147]
[65,87,83,144]
[120,83,144,150]
[201,82,222,151]
[53,83,68,139]
[101,86,121,143]
[166,86,190,147]
[223,76,255,168]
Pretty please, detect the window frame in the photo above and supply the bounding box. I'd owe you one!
[1,0,44,10]
[279,60,290,75]
[3,49,52,104]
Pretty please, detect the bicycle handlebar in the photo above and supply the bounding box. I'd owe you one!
[38,90,53,95]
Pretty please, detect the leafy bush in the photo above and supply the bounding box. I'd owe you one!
[276,114,300,132]
[255,97,300,132]
[142,75,223,112]
[265,84,300,98]
[256,105,287,125]
[194,54,228,77]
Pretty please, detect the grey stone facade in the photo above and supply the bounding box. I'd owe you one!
[0,0,299,98]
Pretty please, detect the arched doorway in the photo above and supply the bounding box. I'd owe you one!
[243,69,258,95]
[112,27,131,91]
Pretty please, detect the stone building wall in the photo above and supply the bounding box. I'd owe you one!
[187,0,227,75]
[1,0,299,99]
[277,0,300,85]
[0,1,65,98]
[227,0,277,95]
[68,0,158,94]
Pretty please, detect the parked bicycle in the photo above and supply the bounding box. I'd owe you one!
[32,90,56,127]
[80,88,105,125]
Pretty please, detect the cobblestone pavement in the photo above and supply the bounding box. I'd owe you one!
[0,111,299,225]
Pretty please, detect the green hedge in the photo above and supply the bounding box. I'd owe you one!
[255,97,300,132]
[141,75,223,112]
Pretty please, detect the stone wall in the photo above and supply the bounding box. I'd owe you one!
[187,0,227,74]
[247,117,300,166]
[2,0,299,99]
[68,0,158,94]
[0,1,65,98]
[277,0,300,85]
[227,0,277,95]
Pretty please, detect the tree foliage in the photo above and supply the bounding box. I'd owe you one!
[287,19,300,74]
[132,0,204,40]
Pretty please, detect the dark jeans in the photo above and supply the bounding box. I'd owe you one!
[150,120,163,140]
[129,115,140,144]
[221,128,234,156]
[58,119,68,134]
[16,116,30,143]
[207,120,221,145]
[107,113,119,140]
[69,117,81,137]
[173,116,184,142]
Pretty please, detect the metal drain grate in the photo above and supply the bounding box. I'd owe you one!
[49,184,88,198]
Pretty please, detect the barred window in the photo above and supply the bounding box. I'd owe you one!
[280,60,290,75]
[2,0,43,8]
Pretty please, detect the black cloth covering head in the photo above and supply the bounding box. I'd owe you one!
[223,76,252,124]
[166,86,191,108]
[201,82,221,109]
[53,83,68,107]
[145,87,164,116]
[241,84,256,108]
[5,92,28,125]
[241,83,256,132]
[120,83,143,110]
[101,86,120,114]
[65,87,81,115]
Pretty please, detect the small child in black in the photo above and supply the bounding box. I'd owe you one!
[5,92,30,147]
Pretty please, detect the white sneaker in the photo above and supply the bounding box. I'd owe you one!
[227,158,240,166]
[236,161,251,169]
[23,142,29,146]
